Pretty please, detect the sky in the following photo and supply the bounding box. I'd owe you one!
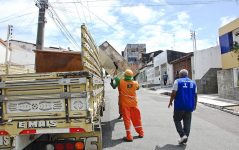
[0,0,239,54]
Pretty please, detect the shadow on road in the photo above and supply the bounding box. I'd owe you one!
[155,144,186,150]
[102,118,123,148]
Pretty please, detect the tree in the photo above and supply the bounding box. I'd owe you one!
[232,41,239,61]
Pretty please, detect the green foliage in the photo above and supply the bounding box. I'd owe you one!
[232,41,239,53]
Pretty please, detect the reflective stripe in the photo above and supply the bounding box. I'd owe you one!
[134,126,142,128]
[122,94,136,99]
[126,129,131,132]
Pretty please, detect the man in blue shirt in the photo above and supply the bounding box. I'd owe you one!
[168,69,197,145]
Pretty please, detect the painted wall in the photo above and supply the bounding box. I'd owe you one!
[219,18,239,69]
[219,18,239,36]
[154,51,174,85]
[146,67,155,85]
[193,46,222,80]
[222,51,239,69]
[10,44,35,68]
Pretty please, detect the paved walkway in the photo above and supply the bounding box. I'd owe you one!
[146,87,239,116]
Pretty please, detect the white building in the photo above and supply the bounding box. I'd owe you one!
[145,61,154,85]
[193,45,222,80]
[153,50,187,85]
[154,51,173,85]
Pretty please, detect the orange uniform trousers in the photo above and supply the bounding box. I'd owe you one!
[121,106,144,140]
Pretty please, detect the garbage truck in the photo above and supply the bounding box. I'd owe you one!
[0,24,104,150]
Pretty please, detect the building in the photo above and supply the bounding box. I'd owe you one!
[218,18,239,100]
[0,39,35,74]
[135,61,154,87]
[170,52,193,79]
[0,39,70,75]
[123,44,146,71]
[192,46,222,94]
[193,46,222,80]
[141,50,163,67]
[153,50,187,86]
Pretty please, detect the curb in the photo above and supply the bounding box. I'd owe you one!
[222,107,239,116]
[160,92,171,96]
[154,90,239,116]
[199,102,239,116]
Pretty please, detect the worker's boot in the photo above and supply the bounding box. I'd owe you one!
[117,114,122,119]
[136,128,144,138]
[123,131,133,142]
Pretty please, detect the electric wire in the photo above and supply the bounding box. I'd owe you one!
[52,0,237,7]
[0,12,35,24]
[73,0,83,23]
[48,3,81,50]
[77,0,88,25]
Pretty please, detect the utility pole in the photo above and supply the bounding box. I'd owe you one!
[190,30,197,80]
[5,25,13,75]
[36,0,48,50]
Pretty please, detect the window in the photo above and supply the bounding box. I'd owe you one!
[234,68,239,87]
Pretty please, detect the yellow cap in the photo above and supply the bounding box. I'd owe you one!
[125,69,133,77]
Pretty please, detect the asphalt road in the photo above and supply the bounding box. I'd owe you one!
[102,79,239,150]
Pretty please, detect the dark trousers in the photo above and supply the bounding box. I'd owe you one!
[163,80,167,85]
[173,111,192,137]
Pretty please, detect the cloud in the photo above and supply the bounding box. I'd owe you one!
[120,4,164,24]
[220,16,237,27]
[0,0,221,55]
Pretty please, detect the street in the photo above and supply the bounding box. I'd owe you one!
[102,79,239,150]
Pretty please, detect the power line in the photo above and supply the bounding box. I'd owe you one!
[73,0,83,23]
[52,0,237,7]
[73,2,117,32]
[86,0,93,24]
[0,12,35,23]
[47,3,81,50]
[76,0,88,25]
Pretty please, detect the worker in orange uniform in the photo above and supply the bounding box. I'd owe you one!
[110,69,144,142]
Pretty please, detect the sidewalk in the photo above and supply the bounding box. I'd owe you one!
[146,87,239,116]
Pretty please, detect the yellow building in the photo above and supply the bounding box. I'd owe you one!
[219,18,239,69]
[218,18,239,100]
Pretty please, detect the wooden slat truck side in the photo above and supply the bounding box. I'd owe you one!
[0,25,104,150]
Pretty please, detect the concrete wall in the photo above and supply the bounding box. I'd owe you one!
[10,44,35,67]
[217,69,239,101]
[196,68,221,94]
[154,51,174,85]
[193,46,222,80]
[146,66,155,85]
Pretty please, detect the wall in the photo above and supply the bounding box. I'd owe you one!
[153,51,175,85]
[10,44,35,67]
[193,46,222,80]
[196,68,221,94]
[219,18,239,36]
[217,69,239,101]
[146,67,154,85]
[172,56,192,79]
[219,18,239,69]
[136,67,147,85]
[221,51,239,69]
